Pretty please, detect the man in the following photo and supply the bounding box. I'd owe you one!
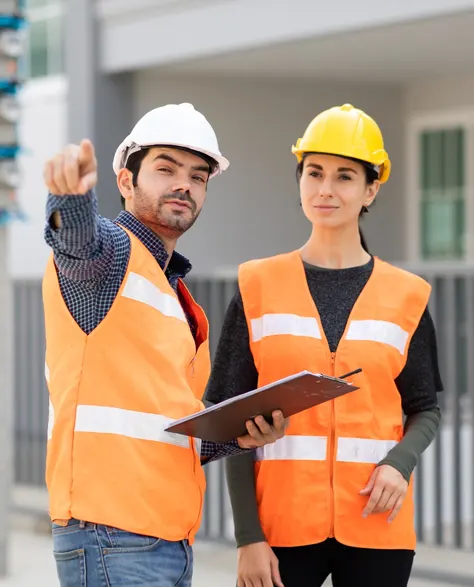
[42,102,286,587]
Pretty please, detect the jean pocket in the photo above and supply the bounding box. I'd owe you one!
[54,548,86,587]
[103,527,162,553]
[52,524,83,536]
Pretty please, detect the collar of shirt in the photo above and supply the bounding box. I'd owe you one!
[115,211,192,280]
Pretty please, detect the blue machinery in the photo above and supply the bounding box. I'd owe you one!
[0,0,25,224]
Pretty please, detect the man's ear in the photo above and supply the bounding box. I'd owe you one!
[117,169,134,203]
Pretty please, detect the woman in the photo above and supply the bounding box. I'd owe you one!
[204,104,442,587]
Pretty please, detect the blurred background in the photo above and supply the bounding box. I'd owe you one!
[1,0,474,585]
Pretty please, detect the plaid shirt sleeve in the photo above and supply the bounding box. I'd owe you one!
[200,439,253,464]
[44,189,116,282]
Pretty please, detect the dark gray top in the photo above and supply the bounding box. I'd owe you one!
[204,257,442,547]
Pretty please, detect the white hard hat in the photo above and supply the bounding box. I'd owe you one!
[112,103,229,178]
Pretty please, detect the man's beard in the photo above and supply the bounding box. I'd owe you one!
[136,187,200,235]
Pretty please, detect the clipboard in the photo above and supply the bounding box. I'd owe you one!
[165,370,360,443]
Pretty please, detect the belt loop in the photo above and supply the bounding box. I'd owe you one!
[79,520,86,529]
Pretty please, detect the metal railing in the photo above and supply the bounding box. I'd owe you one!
[12,266,474,552]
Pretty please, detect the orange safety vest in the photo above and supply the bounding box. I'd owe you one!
[238,250,430,550]
[42,226,209,543]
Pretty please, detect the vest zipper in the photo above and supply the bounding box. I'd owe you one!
[329,351,336,538]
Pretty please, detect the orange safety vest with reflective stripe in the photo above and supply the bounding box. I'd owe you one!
[238,250,430,550]
[42,226,209,543]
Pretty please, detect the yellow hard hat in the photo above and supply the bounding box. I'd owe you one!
[291,104,391,183]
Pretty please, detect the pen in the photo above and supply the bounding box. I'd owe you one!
[338,368,362,379]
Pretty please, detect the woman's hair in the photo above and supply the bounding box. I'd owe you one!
[295,153,378,254]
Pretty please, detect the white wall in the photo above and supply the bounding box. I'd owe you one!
[406,73,474,116]
[9,76,67,278]
[100,0,474,73]
[135,72,405,275]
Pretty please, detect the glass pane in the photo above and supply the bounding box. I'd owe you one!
[421,199,465,259]
[420,128,465,260]
[28,19,48,78]
[47,13,63,75]
[444,128,464,188]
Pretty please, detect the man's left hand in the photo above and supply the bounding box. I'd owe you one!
[237,411,288,449]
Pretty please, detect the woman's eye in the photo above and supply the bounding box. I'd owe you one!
[158,167,172,173]
[340,174,352,181]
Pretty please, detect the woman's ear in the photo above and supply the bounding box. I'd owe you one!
[364,180,380,208]
[117,169,134,203]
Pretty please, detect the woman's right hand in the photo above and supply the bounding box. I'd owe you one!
[237,541,284,587]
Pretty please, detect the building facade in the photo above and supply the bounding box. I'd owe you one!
[10,0,474,560]
[12,0,474,277]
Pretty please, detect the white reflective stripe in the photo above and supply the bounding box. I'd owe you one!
[47,399,54,441]
[194,438,202,456]
[255,435,327,461]
[337,437,398,464]
[345,320,409,355]
[74,406,190,449]
[44,361,50,383]
[250,314,321,343]
[122,272,186,323]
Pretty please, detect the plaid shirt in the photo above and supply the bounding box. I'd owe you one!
[44,189,246,463]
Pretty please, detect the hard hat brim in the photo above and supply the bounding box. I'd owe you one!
[291,145,391,184]
[113,138,229,178]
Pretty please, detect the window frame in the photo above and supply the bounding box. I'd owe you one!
[24,1,64,79]
[406,109,474,264]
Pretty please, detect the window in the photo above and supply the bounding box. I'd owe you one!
[420,128,465,260]
[25,0,63,79]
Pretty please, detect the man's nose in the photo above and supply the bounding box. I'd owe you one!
[171,175,192,193]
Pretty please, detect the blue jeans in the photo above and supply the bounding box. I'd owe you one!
[52,519,193,587]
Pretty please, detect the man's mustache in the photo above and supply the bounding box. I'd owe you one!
[161,191,196,212]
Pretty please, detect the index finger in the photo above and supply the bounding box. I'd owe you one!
[78,139,95,165]
[363,484,384,517]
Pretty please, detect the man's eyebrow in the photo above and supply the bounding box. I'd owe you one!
[153,153,181,166]
[192,164,211,173]
[153,153,210,173]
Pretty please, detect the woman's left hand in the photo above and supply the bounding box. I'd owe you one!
[360,464,408,523]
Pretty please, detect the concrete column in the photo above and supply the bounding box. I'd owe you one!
[65,0,133,219]
[0,226,12,577]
